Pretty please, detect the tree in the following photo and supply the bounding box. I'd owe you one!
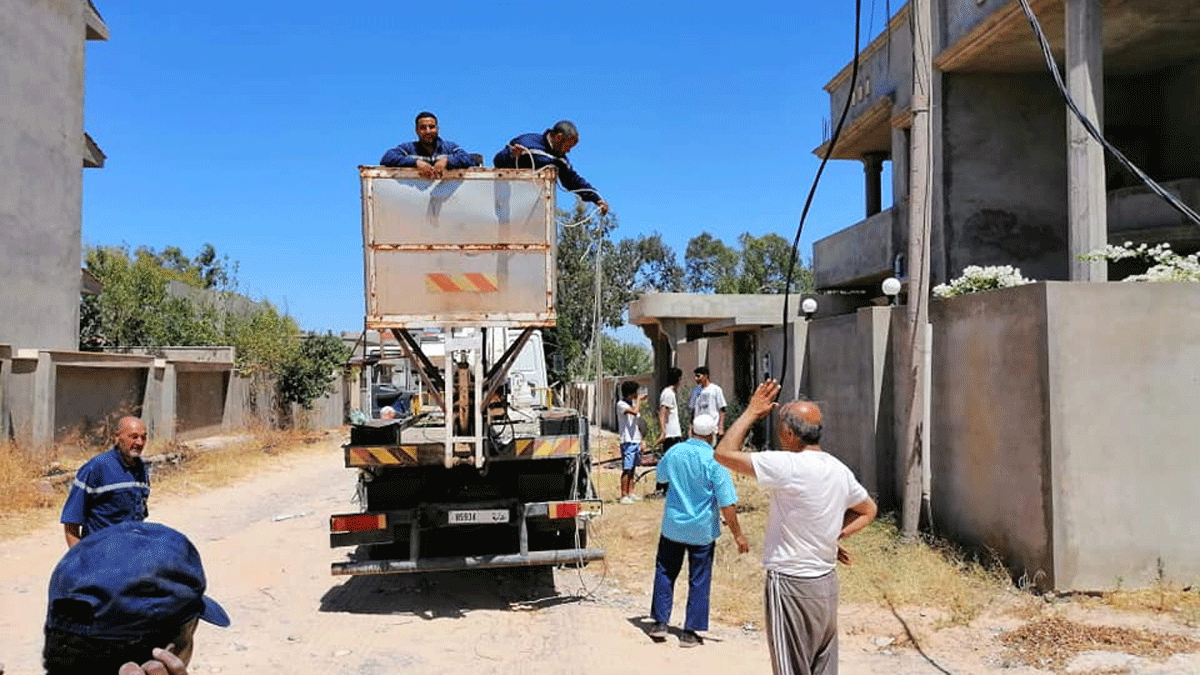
[551,204,685,382]
[601,334,652,376]
[278,333,351,410]
[80,245,223,349]
[683,231,814,294]
[80,242,342,416]
[684,232,740,293]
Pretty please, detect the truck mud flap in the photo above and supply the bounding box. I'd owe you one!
[331,547,606,575]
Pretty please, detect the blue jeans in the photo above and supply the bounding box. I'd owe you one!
[650,535,715,631]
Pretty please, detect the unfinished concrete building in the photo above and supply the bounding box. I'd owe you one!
[1,0,108,352]
[813,0,1200,295]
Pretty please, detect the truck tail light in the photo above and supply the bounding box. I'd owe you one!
[549,502,580,519]
[331,513,387,533]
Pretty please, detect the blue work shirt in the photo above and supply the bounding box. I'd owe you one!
[60,448,150,539]
[492,132,603,204]
[380,138,476,169]
[656,437,738,546]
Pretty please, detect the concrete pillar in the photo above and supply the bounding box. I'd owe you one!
[32,352,56,453]
[1066,0,1107,281]
[863,152,887,217]
[144,360,177,442]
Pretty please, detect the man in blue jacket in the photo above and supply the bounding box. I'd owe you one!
[61,416,150,548]
[380,111,476,178]
[493,120,609,215]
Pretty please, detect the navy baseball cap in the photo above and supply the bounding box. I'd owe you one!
[46,521,230,639]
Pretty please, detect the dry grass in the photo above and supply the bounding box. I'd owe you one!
[1000,615,1200,670]
[0,426,339,542]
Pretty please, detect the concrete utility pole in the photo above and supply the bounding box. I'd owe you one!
[901,0,934,539]
[1066,0,1107,281]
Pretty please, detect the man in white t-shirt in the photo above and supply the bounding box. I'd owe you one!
[658,367,684,453]
[714,379,877,675]
[688,366,727,437]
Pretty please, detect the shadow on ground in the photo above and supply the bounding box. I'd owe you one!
[319,566,585,619]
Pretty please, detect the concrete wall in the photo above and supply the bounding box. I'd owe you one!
[814,208,900,288]
[2,351,346,454]
[803,308,895,503]
[1043,282,1200,590]
[930,282,1200,591]
[942,73,1069,282]
[827,13,913,128]
[0,0,92,351]
[54,365,147,443]
[176,370,228,439]
[943,0,1005,51]
[930,283,1053,586]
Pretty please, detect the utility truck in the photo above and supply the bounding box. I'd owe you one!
[330,165,604,575]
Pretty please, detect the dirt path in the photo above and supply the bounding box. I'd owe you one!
[2,437,1198,674]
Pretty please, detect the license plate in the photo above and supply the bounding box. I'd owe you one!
[448,509,509,524]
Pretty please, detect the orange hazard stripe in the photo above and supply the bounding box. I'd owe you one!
[534,437,579,457]
[425,273,499,293]
[464,273,499,292]
[347,446,418,466]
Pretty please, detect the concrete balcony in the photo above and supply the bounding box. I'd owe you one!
[813,206,906,290]
[1107,177,1200,249]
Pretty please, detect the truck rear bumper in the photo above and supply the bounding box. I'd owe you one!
[331,547,605,575]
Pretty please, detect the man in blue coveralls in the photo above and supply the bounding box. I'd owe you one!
[61,416,151,548]
[647,413,749,647]
[380,111,477,178]
[493,120,610,216]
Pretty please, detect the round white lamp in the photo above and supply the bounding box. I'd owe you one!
[800,297,818,319]
[882,277,902,304]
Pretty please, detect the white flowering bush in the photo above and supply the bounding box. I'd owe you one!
[932,265,1036,298]
[1081,242,1200,282]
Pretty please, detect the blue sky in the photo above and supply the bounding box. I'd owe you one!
[82,1,891,336]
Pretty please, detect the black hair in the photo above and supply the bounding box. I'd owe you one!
[693,365,709,377]
[414,111,438,125]
[547,120,579,140]
[620,381,639,398]
[666,367,683,387]
[43,622,192,675]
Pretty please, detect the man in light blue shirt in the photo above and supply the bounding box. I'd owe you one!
[647,413,749,647]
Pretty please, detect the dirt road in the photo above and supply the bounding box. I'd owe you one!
[3,436,1197,674]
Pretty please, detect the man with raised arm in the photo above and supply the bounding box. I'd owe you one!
[714,379,877,675]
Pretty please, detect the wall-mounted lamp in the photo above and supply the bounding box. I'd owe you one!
[882,277,902,306]
[801,297,818,320]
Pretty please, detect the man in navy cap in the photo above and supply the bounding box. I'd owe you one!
[42,521,230,674]
[61,416,151,547]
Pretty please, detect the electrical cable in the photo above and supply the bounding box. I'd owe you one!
[512,146,604,229]
[1017,0,1200,228]
[779,0,865,387]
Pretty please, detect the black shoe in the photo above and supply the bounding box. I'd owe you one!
[647,621,668,638]
[679,630,702,647]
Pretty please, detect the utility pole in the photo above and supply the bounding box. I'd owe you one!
[901,0,933,539]
[1066,0,1107,281]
